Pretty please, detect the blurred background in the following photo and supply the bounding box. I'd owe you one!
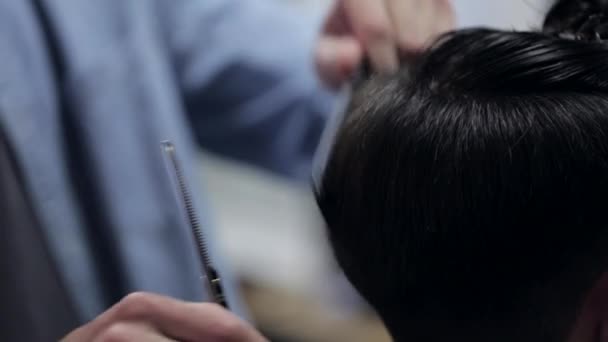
[197,1,549,341]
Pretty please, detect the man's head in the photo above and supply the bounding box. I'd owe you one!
[315,1,608,341]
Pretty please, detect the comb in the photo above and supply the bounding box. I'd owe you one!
[160,140,228,308]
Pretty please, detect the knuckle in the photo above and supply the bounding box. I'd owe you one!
[97,323,132,342]
[115,292,156,319]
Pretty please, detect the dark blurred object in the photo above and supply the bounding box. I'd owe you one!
[0,124,79,341]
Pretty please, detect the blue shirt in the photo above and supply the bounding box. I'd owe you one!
[0,0,335,321]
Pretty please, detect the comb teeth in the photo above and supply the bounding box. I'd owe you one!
[161,141,213,274]
[173,156,213,269]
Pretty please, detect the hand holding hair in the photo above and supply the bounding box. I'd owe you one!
[316,0,455,88]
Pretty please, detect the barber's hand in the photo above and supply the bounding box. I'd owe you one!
[317,0,455,87]
[62,293,267,342]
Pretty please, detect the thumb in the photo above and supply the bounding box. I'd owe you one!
[316,36,363,89]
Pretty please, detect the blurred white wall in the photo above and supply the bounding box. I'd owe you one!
[455,0,550,29]
[197,0,553,297]
[281,0,552,29]
[198,154,333,295]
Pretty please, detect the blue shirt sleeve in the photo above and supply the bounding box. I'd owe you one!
[162,0,338,180]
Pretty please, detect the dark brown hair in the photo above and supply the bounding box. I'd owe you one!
[316,1,608,341]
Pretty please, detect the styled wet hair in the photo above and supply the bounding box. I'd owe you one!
[315,1,608,341]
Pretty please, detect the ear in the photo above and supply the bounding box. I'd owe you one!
[568,272,608,342]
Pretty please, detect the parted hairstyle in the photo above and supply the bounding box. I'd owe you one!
[315,1,608,341]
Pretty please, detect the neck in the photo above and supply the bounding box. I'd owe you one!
[568,275,608,342]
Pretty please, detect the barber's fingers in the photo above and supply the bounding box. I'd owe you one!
[91,322,175,342]
[62,294,162,341]
[388,0,454,51]
[386,0,421,52]
[429,0,456,37]
[387,0,455,53]
[62,297,129,341]
[316,35,363,89]
[341,0,399,73]
[63,292,267,342]
[118,293,266,342]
